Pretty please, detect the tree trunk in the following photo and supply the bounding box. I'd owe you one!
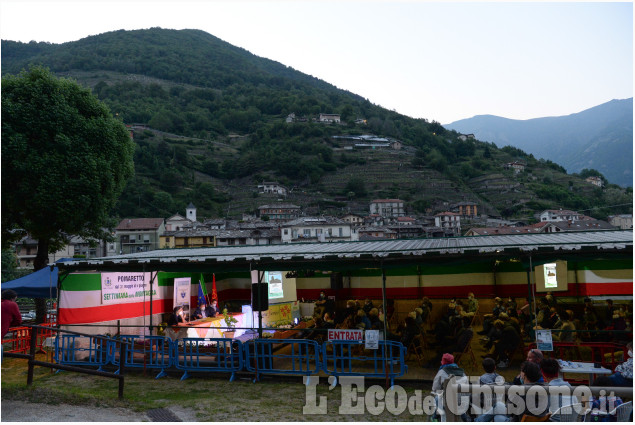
[33,238,50,324]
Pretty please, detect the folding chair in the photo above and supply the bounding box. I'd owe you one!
[453,334,477,372]
[550,403,583,422]
[406,333,425,366]
[610,401,632,423]
[520,413,551,422]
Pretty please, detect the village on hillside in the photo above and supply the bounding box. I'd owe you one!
[12,190,631,266]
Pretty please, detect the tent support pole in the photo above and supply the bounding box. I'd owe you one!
[381,261,389,389]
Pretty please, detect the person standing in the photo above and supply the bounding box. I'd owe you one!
[2,289,22,361]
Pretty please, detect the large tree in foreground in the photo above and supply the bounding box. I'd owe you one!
[2,67,135,318]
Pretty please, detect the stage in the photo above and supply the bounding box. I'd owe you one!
[165,313,245,340]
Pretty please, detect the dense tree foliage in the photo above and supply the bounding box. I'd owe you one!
[1,67,135,268]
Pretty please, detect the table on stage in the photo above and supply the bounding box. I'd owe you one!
[169,313,245,340]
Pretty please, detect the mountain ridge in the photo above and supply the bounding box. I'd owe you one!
[2,28,631,222]
[446,98,633,187]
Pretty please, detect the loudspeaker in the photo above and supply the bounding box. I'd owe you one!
[252,283,269,311]
[330,272,343,290]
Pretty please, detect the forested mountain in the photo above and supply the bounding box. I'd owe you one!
[446,99,633,187]
[2,28,631,222]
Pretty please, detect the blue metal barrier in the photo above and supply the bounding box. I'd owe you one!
[172,338,243,381]
[321,340,408,387]
[110,335,172,379]
[243,339,321,382]
[55,334,111,371]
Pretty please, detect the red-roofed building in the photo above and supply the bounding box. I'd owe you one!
[115,218,165,254]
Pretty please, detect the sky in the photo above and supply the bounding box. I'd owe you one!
[0,0,632,124]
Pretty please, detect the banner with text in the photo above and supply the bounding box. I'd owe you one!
[101,272,155,305]
[173,277,192,310]
[328,329,364,342]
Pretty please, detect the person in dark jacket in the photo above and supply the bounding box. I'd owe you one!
[493,319,521,368]
[193,301,213,319]
[167,305,185,326]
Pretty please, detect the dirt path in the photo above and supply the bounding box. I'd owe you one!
[0,400,198,422]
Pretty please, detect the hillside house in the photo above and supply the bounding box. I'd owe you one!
[452,201,478,218]
[358,227,397,240]
[608,214,633,230]
[434,212,461,234]
[281,217,357,243]
[319,113,341,123]
[160,228,217,249]
[585,176,604,187]
[342,213,364,226]
[387,223,425,239]
[115,218,165,254]
[504,161,526,174]
[13,235,106,268]
[258,204,301,220]
[165,213,192,231]
[370,199,406,218]
[257,182,288,196]
[539,209,582,223]
[457,134,475,141]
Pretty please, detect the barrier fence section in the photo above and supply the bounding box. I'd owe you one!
[2,326,31,353]
[111,335,172,379]
[55,334,111,371]
[173,338,243,381]
[243,339,321,381]
[321,340,407,387]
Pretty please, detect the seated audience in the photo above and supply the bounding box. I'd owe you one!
[540,358,576,422]
[492,318,521,368]
[475,361,547,422]
[465,292,479,317]
[314,291,327,318]
[588,376,624,420]
[606,342,633,387]
[414,307,424,326]
[362,298,374,314]
[432,353,466,391]
[400,314,421,348]
[355,309,372,330]
[419,296,432,322]
[479,357,503,385]
[512,348,543,385]
[554,309,576,342]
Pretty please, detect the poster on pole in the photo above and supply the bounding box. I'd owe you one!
[101,272,154,305]
[173,277,192,318]
[365,330,379,349]
[536,329,554,351]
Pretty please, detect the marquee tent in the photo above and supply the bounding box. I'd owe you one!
[1,265,58,299]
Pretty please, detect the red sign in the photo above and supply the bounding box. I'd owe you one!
[328,329,363,341]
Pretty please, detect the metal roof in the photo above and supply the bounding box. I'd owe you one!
[58,230,632,273]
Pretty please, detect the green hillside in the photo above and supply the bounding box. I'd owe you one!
[2,28,631,222]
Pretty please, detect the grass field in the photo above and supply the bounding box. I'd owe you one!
[1,354,434,421]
